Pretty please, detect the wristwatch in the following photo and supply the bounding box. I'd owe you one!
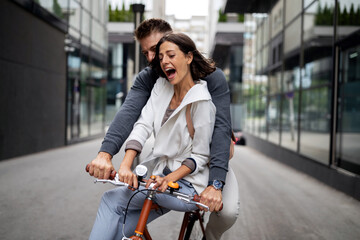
[208,180,224,191]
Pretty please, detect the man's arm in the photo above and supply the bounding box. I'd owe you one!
[200,68,232,212]
[88,67,158,179]
[205,68,232,183]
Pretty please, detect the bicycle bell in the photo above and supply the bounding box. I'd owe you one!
[135,165,148,181]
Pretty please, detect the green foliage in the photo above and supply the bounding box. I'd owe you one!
[316,3,360,26]
[315,3,333,25]
[53,0,64,19]
[238,14,245,23]
[108,3,134,22]
[218,9,244,23]
[218,9,227,22]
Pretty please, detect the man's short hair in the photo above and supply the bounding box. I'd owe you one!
[134,18,172,40]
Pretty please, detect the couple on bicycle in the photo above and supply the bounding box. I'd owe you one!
[87,19,239,240]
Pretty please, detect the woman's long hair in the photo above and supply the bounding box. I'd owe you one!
[150,33,216,80]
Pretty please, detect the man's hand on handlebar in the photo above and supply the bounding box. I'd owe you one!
[117,165,138,190]
[88,152,115,179]
[199,186,223,212]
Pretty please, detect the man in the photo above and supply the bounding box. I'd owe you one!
[87,18,239,239]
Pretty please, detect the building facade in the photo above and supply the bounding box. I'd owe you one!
[0,0,108,160]
[225,0,360,200]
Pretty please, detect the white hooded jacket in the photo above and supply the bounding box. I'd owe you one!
[127,77,216,194]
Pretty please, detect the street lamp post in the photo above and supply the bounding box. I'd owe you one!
[131,3,145,75]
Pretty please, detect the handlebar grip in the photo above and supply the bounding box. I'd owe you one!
[85,164,116,180]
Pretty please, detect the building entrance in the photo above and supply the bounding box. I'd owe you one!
[337,35,360,175]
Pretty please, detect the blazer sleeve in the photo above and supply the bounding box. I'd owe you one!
[203,68,232,183]
[99,67,158,156]
[189,100,216,176]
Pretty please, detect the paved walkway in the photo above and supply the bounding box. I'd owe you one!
[0,138,359,240]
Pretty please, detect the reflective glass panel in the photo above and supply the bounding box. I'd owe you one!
[284,17,301,55]
[91,18,105,49]
[336,44,360,174]
[89,86,105,135]
[281,68,300,151]
[267,95,281,144]
[285,0,302,25]
[82,9,91,37]
[299,87,331,164]
[69,0,81,31]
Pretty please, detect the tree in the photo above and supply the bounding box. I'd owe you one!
[238,14,244,23]
[108,4,115,21]
[218,9,227,22]
[53,0,63,19]
[349,3,356,26]
[356,5,360,25]
[339,6,349,25]
[315,4,324,25]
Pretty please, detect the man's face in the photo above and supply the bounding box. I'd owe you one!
[139,32,164,63]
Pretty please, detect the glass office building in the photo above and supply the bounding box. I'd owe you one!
[64,0,108,142]
[225,0,360,200]
[29,0,109,142]
[0,0,108,160]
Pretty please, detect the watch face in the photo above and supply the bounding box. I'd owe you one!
[213,180,223,190]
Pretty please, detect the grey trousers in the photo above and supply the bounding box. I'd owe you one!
[205,166,240,240]
[89,179,198,240]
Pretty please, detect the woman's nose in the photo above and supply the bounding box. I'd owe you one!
[162,55,169,63]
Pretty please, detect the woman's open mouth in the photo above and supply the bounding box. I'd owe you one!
[165,68,176,80]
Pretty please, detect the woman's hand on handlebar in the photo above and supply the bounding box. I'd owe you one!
[88,152,115,179]
[147,175,171,192]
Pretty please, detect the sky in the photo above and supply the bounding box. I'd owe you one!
[108,0,214,19]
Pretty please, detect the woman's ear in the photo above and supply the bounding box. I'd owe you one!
[186,51,193,65]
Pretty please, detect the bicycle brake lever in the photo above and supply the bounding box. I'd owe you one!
[94,173,129,187]
[94,178,129,187]
[176,196,209,211]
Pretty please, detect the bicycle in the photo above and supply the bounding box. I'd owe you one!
[86,164,209,240]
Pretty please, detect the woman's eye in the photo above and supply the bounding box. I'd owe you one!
[169,55,175,58]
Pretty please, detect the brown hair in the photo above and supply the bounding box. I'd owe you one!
[150,33,216,80]
[134,18,172,41]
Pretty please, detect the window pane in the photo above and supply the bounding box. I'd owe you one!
[286,0,302,24]
[69,0,81,30]
[284,17,301,55]
[271,0,284,38]
[82,0,91,11]
[89,86,105,135]
[268,95,281,144]
[281,67,300,151]
[299,87,331,164]
[92,19,105,47]
[336,44,360,174]
[82,9,91,37]
[269,71,282,95]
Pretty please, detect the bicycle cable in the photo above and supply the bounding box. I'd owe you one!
[122,188,148,239]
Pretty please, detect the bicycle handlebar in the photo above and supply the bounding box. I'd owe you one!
[85,164,209,210]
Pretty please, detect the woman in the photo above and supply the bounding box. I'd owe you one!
[89,33,216,239]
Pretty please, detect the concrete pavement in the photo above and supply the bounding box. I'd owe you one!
[0,138,359,239]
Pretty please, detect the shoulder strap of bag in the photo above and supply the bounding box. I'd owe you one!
[186,103,194,139]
